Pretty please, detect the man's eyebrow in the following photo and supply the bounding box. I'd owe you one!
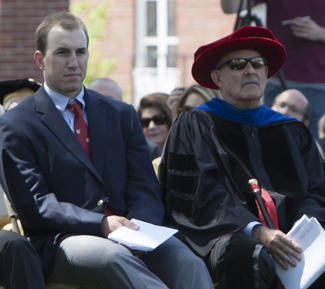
[54,46,87,52]
[54,46,69,52]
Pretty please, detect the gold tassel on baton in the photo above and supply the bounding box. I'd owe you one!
[248,179,275,229]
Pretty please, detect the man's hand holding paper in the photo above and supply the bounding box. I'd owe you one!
[107,219,178,251]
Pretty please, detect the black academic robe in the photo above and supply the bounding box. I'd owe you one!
[159,108,325,259]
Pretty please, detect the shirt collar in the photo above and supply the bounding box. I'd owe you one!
[44,83,86,113]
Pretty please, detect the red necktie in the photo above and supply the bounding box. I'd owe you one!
[103,202,113,216]
[67,102,91,159]
[249,181,279,230]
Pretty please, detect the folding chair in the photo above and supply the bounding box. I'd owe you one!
[3,193,85,289]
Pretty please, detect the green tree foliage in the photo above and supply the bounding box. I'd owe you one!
[70,1,116,86]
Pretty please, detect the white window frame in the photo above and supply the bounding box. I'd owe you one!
[133,0,180,107]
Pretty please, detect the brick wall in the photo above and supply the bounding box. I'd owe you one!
[0,0,236,102]
[70,0,135,103]
[177,0,236,87]
[0,0,69,81]
[71,0,236,103]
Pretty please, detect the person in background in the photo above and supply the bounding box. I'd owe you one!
[89,78,163,160]
[88,77,123,101]
[146,137,163,161]
[89,78,161,160]
[0,79,41,230]
[0,79,46,289]
[221,0,325,138]
[272,89,324,158]
[0,78,41,111]
[138,95,173,151]
[142,92,169,103]
[318,115,325,140]
[159,25,325,289]
[152,85,220,176]
[0,11,214,289]
[271,89,310,127]
[318,115,325,157]
[174,84,221,117]
[167,87,185,118]
[0,230,46,288]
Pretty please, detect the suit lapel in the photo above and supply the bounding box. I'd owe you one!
[34,87,104,182]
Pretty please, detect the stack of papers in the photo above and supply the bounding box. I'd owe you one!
[276,215,325,289]
[108,218,178,251]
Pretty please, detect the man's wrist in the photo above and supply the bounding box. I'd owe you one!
[252,224,265,240]
[317,26,325,43]
[243,221,263,236]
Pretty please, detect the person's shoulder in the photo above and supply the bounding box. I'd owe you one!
[174,109,216,128]
[168,110,216,143]
[276,120,316,148]
[276,118,308,132]
[86,88,132,110]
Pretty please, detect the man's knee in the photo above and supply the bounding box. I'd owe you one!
[0,231,32,254]
[207,233,276,289]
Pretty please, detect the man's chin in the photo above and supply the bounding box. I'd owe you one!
[242,87,263,97]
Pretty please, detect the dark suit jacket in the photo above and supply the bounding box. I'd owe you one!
[0,86,164,275]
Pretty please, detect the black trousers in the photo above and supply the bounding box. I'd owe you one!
[206,232,277,289]
[0,230,46,289]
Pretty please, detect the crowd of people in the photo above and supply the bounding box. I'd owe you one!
[0,5,325,289]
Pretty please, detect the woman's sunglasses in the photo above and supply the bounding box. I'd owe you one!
[140,113,167,128]
[216,56,266,70]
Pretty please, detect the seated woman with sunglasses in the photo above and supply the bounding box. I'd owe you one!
[174,84,220,118]
[137,94,173,152]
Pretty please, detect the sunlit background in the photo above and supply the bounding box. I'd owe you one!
[0,0,265,107]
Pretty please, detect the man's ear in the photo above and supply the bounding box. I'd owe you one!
[211,70,222,89]
[34,50,44,71]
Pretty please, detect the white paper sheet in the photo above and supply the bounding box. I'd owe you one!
[276,215,325,289]
[107,219,178,251]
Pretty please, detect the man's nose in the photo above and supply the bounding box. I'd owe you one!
[245,62,257,73]
[68,53,78,67]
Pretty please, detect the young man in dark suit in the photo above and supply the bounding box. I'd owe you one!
[0,12,214,289]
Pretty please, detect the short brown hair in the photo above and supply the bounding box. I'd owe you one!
[138,96,173,129]
[35,11,89,55]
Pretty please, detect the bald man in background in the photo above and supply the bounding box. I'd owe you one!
[272,89,310,127]
[88,77,123,101]
[272,89,324,158]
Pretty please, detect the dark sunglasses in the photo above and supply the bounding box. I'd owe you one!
[216,56,267,70]
[140,113,167,128]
